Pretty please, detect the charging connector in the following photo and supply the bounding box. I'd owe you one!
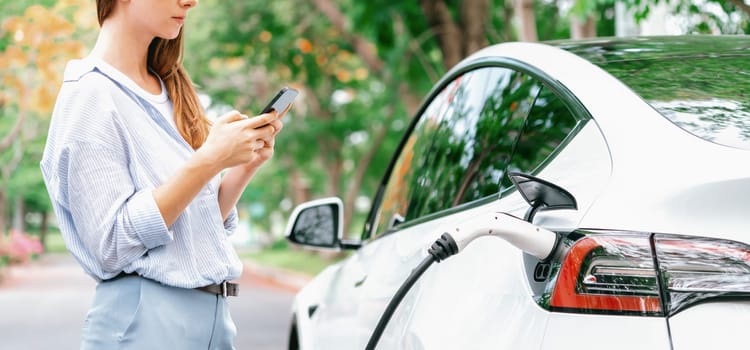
[364,211,559,349]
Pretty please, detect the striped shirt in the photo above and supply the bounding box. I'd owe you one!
[40,57,242,288]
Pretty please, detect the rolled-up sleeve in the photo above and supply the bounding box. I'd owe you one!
[63,141,172,272]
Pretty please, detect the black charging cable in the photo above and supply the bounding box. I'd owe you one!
[364,233,459,350]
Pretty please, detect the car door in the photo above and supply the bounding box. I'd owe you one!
[390,79,612,349]
[309,65,543,349]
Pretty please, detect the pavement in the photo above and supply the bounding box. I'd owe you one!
[241,258,313,293]
[0,253,313,349]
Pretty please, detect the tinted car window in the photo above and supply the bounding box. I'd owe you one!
[372,67,540,236]
[601,56,750,150]
[373,77,457,236]
[409,68,541,218]
[502,86,580,189]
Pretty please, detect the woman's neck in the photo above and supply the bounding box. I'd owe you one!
[90,19,154,85]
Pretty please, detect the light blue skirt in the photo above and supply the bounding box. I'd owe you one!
[81,275,236,350]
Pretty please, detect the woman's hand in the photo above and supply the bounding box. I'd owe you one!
[197,110,278,171]
[242,109,285,171]
[215,106,287,219]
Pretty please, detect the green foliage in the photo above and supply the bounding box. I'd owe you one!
[536,1,571,40]
[241,240,347,276]
[183,0,438,233]
[0,0,57,17]
[36,230,66,254]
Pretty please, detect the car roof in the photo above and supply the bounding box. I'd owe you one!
[546,35,750,66]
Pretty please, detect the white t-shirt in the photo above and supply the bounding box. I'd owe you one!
[89,56,176,130]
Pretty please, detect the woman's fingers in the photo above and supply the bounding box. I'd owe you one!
[269,119,283,135]
[237,111,277,129]
[251,139,265,150]
[215,110,245,125]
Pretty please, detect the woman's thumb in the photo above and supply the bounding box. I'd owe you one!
[216,110,246,125]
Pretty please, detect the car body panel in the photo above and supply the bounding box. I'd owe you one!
[390,246,550,350]
[541,313,671,349]
[668,301,750,349]
[549,35,750,66]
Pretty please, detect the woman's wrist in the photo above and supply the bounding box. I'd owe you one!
[192,147,224,175]
[235,162,260,177]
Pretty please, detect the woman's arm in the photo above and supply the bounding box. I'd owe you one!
[154,111,277,227]
[218,164,258,221]
[217,117,283,220]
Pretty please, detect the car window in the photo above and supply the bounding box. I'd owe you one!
[371,77,457,237]
[600,56,750,150]
[371,67,541,237]
[501,86,581,190]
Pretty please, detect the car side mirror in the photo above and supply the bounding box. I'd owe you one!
[284,197,362,250]
[508,172,578,222]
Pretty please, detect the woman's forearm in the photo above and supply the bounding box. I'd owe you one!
[152,150,222,227]
[218,164,260,220]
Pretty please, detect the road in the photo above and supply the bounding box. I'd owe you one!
[0,253,296,350]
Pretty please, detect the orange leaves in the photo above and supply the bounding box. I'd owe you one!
[259,31,272,43]
[3,47,27,66]
[354,68,368,81]
[3,75,22,94]
[30,86,57,114]
[0,2,91,117]
[335,70,351,83]
[297,38,313,54]
[290,36,369,83]
[3,5,75,47]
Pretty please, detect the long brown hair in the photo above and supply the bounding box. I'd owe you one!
[96,0,209,149]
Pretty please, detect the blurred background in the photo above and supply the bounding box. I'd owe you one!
[0,0,750,349]
[1,0,750,347]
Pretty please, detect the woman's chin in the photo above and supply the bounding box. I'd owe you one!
[157,30,181,41]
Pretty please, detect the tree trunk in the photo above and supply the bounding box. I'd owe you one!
[289,167,311,206]
[328,153,342,198]
[727,0,750,17]
[459,0,490,55]
[0,106,25,154]
[503,0,515,41]
[571,15,597,39]
[343,124,390,236]
[421,0,464,69]
[514,0,538,42]
[40,211,49,250]
[12,195,23,233]
[0,190,6,235]
[420,0,494,69]
[308,0,383,72]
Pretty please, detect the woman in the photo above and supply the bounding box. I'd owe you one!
[40,0,283,348]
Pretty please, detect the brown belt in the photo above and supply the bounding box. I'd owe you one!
[109,272,239,297]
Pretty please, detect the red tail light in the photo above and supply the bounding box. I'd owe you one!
[550,235,663,316]
[654,236,750,314]
[546,232,750,316]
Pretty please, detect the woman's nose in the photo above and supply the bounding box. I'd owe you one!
[180,0,198,9]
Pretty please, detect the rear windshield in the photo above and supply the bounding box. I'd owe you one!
[601,56,750,150]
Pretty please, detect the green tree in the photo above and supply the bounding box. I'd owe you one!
[0,0,93,244]
[183,0,524,236]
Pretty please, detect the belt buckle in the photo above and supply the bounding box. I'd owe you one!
[221,281,228,298]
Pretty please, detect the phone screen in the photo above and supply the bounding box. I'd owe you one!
[262,87,299,114]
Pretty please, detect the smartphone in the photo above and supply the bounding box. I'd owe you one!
[262,87,299,114]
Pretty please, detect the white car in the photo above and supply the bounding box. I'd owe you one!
[283,36,750,350]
